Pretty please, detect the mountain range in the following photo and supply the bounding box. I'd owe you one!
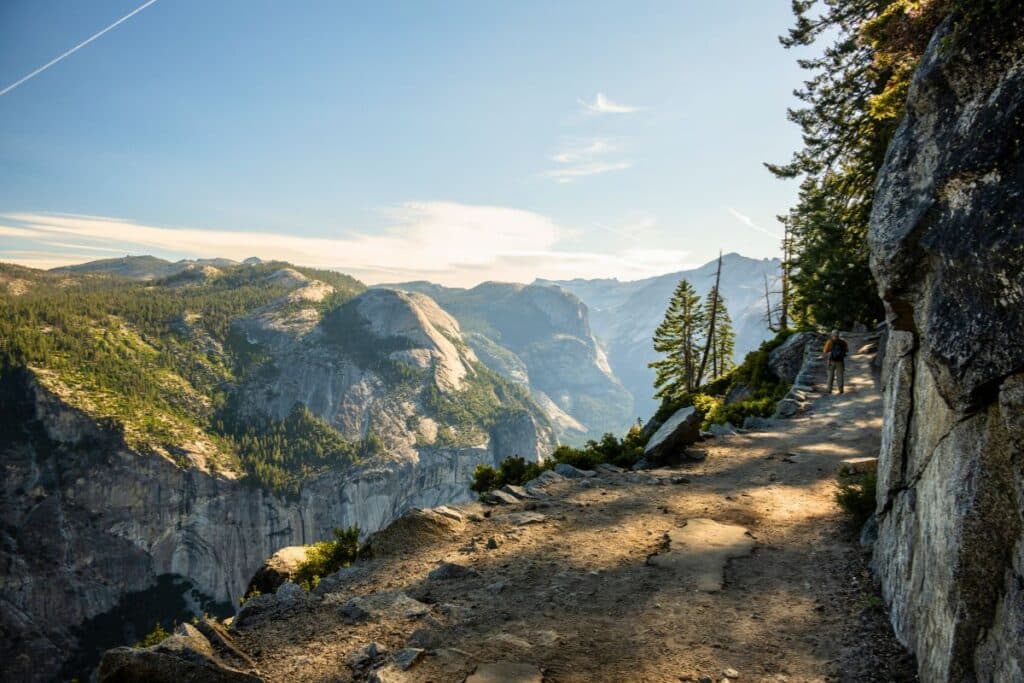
[53,252,781,439]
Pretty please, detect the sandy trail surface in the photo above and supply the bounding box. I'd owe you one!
[235,341,915,682]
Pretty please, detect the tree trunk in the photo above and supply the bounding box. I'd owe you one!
[696,252,723,387]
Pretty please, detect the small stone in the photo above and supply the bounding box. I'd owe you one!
[428,562,480,581]
[486,580,507,594]
[484,489,520,505]
[347,641,387,668]
[486,537,500,549]
[671,476,691,485]
[553,463,597,478]
[466,661,543,682]
[500,484,534,500]
[406,627,444,649]
[340,600,371,622]
[723,668,740,679]
[684,448,708,461]
[275,580,305,606]
[433,505,464,521]
[392,647,424,671]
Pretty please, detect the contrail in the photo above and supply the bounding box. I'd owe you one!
[725,207,783,239]
[0,0,159,98]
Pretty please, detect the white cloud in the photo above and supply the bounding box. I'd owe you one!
[725,207,782,239]
[0,204,692,286]
[545,137,631,183]
[551,139,615,163]
[544,161,632,183]
[578,92,644,114]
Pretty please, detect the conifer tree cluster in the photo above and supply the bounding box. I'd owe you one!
[769,0,955,329]
[649,256,736,401]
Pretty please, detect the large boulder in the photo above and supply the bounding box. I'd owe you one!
[97,622,262,682]
[244,545,310,597]
[723,383,752,405]
[767,332,823,383]
[365,507,466,557]
[868,11,1024,683]
[643,406,702,463]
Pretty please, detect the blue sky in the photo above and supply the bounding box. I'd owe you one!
[0,1,811,285]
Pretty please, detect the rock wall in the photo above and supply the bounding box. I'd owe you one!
[869,11,1024,682]
[0,371,548,682]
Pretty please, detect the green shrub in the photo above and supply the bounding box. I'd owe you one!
[293,526,360,588]
[135,622,171,648]
[471,455,548,493]
[703,395,779,428]
[835,472,877,526]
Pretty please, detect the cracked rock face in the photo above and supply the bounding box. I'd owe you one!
[869,12,1024,682]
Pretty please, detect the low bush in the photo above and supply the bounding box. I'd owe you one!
[471,455,548,493]
[472,427,650,493]
[835,472,877,526]
[703,395,779,428]
[293,526,360,589]
[135,622,171,648]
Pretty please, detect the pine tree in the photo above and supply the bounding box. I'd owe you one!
[649,278,705,400]
[768,0,949,329]
[711,300,736,380]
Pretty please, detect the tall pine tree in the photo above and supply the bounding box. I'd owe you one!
[649,278,705,400]
[769,0,950,329]
[708,292,736,380]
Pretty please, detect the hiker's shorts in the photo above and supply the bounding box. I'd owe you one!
[828,361,845,392]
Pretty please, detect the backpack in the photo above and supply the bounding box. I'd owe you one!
[828,339,847,361]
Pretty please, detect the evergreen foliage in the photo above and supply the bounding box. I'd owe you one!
[0,262,374,494]
[293,526,361,590]
[706,290,736,379]
[470,456,548,493]
[217,403,363,497]
[769,0,955,329]
[134,622,171,648]
[836,472,878,526]
[470,424,647,493]
[649,278,705,400]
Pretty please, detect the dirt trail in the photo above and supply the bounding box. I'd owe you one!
[236,337,915,683]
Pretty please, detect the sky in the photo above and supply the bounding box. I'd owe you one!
[0,1,812,286]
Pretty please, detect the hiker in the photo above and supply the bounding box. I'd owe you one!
[822,330,849,394]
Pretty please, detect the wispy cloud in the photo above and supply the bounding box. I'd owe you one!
[545,137,630,184]
[725,207,782,239]
[544,161,632,183]
[578,92,644,114]
[551,139,615,163]
[0,205,692,286]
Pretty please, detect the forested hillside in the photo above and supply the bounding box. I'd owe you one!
[0,260,546,495]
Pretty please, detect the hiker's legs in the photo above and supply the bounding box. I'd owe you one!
[827,361,836,392]
[837,361,845,393]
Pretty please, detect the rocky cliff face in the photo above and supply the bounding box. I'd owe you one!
[869,11,1024,682]
[1,370,549,682]
[388,281,631,443]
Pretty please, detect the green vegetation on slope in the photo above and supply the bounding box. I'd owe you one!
[471,424,647,492]
[0,262,366,493]
[423,361,539,447]
[653,330,792,429]
[293,526,361,591]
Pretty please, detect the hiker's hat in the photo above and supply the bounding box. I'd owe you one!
[830,329,839,336]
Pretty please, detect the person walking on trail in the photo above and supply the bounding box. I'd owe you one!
[823,330,849,394]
